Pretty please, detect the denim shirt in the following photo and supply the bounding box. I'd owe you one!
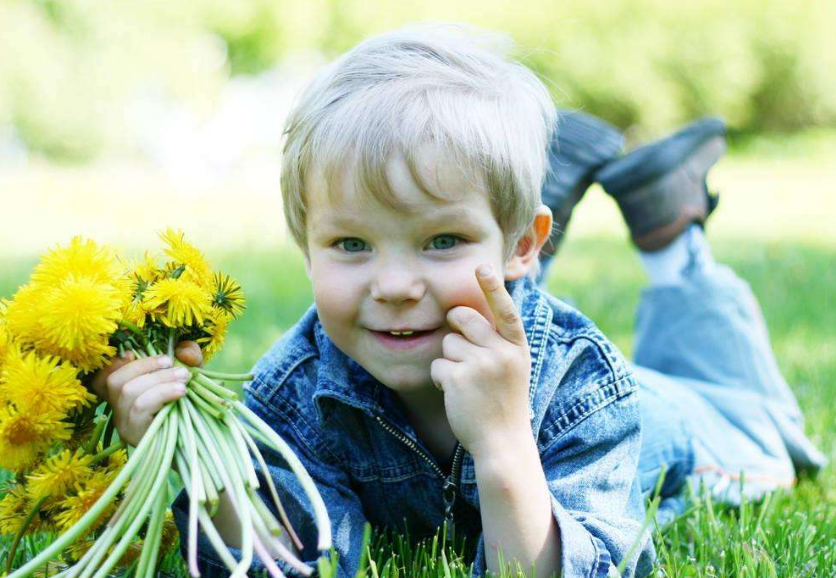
[173,276,655,578]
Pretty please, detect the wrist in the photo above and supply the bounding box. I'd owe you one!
[470,427,538,472]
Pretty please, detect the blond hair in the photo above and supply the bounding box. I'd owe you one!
[281,23,556,263]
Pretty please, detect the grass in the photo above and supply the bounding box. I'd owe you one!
[1,148,835,576]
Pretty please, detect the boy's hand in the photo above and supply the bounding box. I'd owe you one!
[431,264,532,461]
[89,342,203,447]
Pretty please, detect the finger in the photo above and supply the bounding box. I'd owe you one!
[116,367,191,415]
[175,341,204,368]
[106,354,173,402]
[446,306,500,348]
[89,351,135,400]
[441,331,481,362]
[430,358,455,392]
[127,382,189,443]
[475,263,527,346]
[133,381,188,418]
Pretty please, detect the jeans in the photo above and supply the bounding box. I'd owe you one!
[632,265,826,524]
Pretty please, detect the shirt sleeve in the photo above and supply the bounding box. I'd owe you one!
[470,378,655,578]
[172,389,369,578]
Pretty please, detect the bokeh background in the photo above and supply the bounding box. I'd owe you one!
[2,1,836,574]
[2,0,835,398]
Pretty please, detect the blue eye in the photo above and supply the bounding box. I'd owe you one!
[336,238,369,253]
[429,235,460,250]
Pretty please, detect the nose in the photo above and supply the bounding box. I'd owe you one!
[370,261,426,304]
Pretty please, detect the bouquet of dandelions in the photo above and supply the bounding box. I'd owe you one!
[0,230,331,578]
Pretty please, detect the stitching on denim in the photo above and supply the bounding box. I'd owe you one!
[528,295,552,406]
[540,378,638,452]
[250,350,318,400]
[249,390,344,467]
[549,328,629,381]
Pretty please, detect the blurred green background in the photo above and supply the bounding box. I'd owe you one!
[1,0,835,160]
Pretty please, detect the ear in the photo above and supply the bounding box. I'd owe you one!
[504,205,553,281]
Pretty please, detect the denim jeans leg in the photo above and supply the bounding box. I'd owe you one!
[633,264,825,508]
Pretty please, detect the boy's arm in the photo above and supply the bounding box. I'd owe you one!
[171,390,369,578]
[472,380,652,578]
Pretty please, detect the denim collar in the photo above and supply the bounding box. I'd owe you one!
[309,275,551,427]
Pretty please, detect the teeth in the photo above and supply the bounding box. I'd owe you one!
[389,331,415,336]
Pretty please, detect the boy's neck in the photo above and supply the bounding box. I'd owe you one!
[395,388,460,463]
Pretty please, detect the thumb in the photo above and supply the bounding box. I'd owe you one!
[175,341,204,367]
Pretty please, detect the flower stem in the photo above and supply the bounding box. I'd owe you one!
[234,402,332,552]
[4,496,48,575]
[89,441,126,464]
[194,368,254,382]
[7,404,173,578]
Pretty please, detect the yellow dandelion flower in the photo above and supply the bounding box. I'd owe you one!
[3,283,46,347]
[0,349,95,417]
[39,277,129,350]
[105,448,128,473]
[0,405,72,471]
[197,309,231,361]
[160,510,179,555]
[142,277,213,328]
[159,228,214,289]
[211,272,246,319]
[132,251,164,284]
[55,469,117,533]
[26,448,95,500]
[31,237,124,288]
[117,540,144,568]
[0,485,30,534]
[64,537,97,563]
[196,309,229,362]
[122,299,147,330]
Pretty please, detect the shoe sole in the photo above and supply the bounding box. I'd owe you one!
[630,135,727,251]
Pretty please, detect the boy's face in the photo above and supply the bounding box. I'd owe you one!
[304,146,518,396]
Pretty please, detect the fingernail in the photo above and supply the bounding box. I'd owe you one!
[158,355,172,368]
[174,368,190,380]
[175,384,187,395]
[477,264,492,278]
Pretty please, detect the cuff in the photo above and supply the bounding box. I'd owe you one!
[171,489,320,578]
[470,495,612,578]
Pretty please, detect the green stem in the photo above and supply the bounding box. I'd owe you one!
[7,404,173,578]
[117,320,144,339]
[194,368,254,382]
[4,496,48,575]
[186,389,224,420]
[189,379,230,409]
[85,412,110,454]
[233,417,304,551]
[189,372,238,400]
[89,412,178,578]
[89,441,126,464]
[135,488,167,578]
[235,401,333,552]
[79,420,170,578]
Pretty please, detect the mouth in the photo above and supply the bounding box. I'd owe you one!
[368,328,440,350]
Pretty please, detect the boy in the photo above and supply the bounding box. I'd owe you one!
[95,24,654,578]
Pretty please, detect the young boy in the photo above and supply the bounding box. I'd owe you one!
[94,24,655,578]
[94,22,826,578]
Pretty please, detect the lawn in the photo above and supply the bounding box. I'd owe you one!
[1,143,835,576]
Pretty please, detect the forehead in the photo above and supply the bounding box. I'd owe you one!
[305,142,493,223]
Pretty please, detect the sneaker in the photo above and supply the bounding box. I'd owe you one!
[538,111,623,272]
[595,117,726,252]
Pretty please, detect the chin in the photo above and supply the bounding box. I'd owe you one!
[373,366,433,393]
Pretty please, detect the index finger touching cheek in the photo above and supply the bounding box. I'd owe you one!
[475,263,527,346]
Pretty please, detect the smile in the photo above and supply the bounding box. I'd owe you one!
[368,328,439,350]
